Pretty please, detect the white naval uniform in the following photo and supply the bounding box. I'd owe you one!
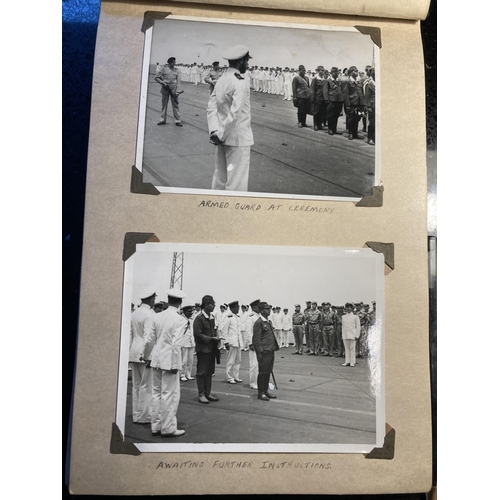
[273,312,285,347]
[190,66,197,83]
[146,306,187,435]
[221,312,242,382]
[247,310,260,388]
[129,303,155,423]
[341,312,360,365]
[207,67,254,192]
[282,312,293,346]
[284,71,293,100]
[180,316,195,379]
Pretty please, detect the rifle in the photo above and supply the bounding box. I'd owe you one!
[271,371,278,390]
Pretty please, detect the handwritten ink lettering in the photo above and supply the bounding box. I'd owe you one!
[288,205,335,214]
[267,204,283,211]
[156,461,204,470]
[259,461,332,469]
[198,200,230,208]
[212,460,253,468]
[234,203,261,211]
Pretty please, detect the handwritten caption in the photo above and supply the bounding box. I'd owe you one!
[155,460,332,470]
[197,200,335,214]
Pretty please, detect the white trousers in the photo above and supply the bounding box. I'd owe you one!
[150,368,181,435]
[130,362,151,423]
[343,339,357,365]
[248,349,258,387]
[212,145,251,192]
[283,329,293,345]
[181,347,194,378]
[284,83,292,100]
[226,346,241,381]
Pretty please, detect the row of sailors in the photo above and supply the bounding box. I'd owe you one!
[165,61,373,101]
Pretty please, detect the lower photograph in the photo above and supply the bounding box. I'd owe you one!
[117,241,385,453]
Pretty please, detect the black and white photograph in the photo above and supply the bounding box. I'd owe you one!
[135,16,380,201]
[116,243,385,453]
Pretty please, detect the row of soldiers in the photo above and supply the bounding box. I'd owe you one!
[131,298,377,362]
[165,60,376,144]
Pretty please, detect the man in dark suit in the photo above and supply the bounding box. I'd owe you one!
[343,66,365,140]
[364,67,376,145]
[292,65,310,128]
[252,302,279,401]
[323,67,344,135]
[310,65,327,131]
[193,295,223,404]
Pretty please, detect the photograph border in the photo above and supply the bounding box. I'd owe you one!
[116,241,386,454]
[134,15,381,202]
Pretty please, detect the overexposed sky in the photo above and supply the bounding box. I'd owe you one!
[129,243,382,310]
[149,18,375,72]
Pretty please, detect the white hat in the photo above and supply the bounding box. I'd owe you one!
[167,288,187,300]
[222,45,252,61]
[139,287,156,300]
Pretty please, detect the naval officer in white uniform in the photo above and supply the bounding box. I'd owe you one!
[207,44,253,192]
[144,288,188,437]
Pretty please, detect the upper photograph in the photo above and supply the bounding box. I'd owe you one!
[135,16,380,201]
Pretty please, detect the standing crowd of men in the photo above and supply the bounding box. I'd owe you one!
[158,57,376,144]
[129,286,377,438]
[152,45,375,193]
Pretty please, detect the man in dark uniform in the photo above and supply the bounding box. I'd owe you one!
[193,295,223,404]
[292,65,310,128]
[343,66,365,140]
[364,67,376,145]
[323,67,344,135]
[292,304,305,355]
[321,302,336,356]
[307,301,323,355]
[252,302,279,401]
[303,301,312,353]
[310,66,327,131]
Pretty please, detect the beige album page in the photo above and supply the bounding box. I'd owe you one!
[69,1,431,495]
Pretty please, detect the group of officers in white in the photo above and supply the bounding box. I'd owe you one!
[129,285,376,438]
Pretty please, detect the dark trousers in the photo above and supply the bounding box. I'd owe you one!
[312,101,326,128]
[292,325,304,353]
[347,106,364,137]
[297,98,309,126]
[196,351,216,396]
[257,351,275,394]
[327,101,343,133]
[367,107,375,141]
